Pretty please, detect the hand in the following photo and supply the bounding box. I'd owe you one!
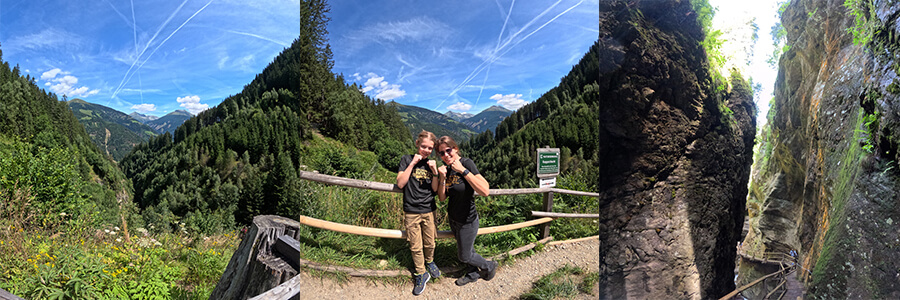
[427,160,437,173]
[450,159,466,173]
[438,166,447,177]
[412,154,423,164]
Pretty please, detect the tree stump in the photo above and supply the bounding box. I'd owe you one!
[210,215,305,300]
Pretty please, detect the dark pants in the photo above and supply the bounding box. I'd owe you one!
[450,217,493,280]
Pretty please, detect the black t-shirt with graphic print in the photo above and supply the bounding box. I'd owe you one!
[398,154,437,214]
[445,157,480,223]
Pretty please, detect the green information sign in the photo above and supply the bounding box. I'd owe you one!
[536,148,560,178]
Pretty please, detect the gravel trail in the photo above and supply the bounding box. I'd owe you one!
[287,238,600,300]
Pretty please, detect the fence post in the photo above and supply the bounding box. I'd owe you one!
[540,191,553,239]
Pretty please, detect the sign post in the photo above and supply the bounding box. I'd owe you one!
[536,147,560,239]
[536,148,560,181]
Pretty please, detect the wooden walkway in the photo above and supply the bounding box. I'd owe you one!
[722,248,804,300]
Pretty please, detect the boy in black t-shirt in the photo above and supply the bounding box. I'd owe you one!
[396,130,442,296]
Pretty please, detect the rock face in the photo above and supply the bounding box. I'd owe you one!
[598,0,756,298]
[744,0,900,297]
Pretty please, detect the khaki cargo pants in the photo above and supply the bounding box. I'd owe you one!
[404,212,436,274]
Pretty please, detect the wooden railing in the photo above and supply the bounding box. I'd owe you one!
[297,170,600,239]
[211,171,599,300]
[720,252,798,300]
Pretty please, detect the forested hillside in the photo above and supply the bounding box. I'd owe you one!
[390,101,475,142]
[462,41,599,190]
[68,99,157,161]
[120,0,412,233]
[0,46,134,232]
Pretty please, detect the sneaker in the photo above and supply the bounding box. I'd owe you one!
[483,261,499,281]
[412,272,431,296]
[425,261,442,278]
[455,274,477,286]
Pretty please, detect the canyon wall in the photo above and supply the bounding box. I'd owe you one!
[598,0,757,298]
[744,0,900,297]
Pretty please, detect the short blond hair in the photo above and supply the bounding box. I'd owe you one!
[415,130,437,147]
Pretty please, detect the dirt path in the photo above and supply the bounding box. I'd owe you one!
[287,238,600,299]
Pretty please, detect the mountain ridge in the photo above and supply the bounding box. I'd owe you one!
[67,99,158,161]
[390,101,476,142]
[444,110,474,121]
[462,105,513,133]
[129,112,159,123]
[146,110,192,134]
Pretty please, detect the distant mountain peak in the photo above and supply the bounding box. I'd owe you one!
[445,110,475,122]
[170,110,192,116]
[461,105,513,133]
[68,98,88,104]
[484,105,512,113]
[129,112,159,122]
[146,110,193,134]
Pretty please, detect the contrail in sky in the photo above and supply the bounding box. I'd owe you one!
[223,29,290,47]
[121,0,216,98]
[474,0,515,107]
[111,0,191,99]
[435,0,581,111]
[131,0,144,105]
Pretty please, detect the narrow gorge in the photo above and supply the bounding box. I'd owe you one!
[601,0,900,298]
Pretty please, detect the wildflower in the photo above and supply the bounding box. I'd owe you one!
[104,229,110,234]
[114,226,120,231]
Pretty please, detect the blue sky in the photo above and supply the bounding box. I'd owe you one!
[0,0,599,117]
[709,0,781,128]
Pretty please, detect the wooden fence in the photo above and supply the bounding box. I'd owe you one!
[211,170,599,300]
[296,170,600,239]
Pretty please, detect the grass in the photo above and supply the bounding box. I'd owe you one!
[0,220,240,299]
[520,264,598,300]
[0,131,598,298]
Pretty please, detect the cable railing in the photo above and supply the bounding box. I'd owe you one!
[210,170,599,300]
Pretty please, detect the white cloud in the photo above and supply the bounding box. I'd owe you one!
[41,68,63,80]
[131,104,157,113]
[447,102,472,111]
[376,85,406,100]
[177,95,209,115]
[41,69,100,98]
[490,93,528,110]
[358,72,406,100]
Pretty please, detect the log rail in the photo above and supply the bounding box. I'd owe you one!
[210,171,600,299]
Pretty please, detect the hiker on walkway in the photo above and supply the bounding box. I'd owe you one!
[436,136,498,286]
[396,130,442,296]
